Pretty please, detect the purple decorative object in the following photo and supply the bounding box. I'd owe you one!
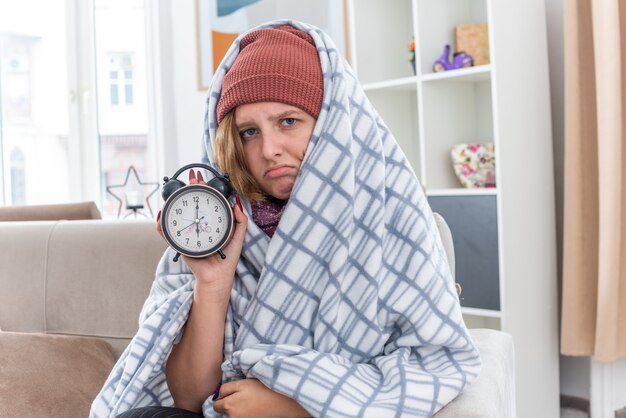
[433,44,474,72]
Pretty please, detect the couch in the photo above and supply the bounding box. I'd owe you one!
[0,218,515,417]
[0,201,102,221]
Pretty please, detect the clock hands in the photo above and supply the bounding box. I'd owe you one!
[195,202,200,238]
[173,196,215,237]
[177,220,196,234]
[177,215,205,234]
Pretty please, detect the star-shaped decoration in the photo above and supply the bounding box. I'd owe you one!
[106,165,160,219]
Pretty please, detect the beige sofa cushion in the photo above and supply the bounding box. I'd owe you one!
[0,201,101,221]
[0,222,54,332]
[0,331,115,418]
[44,220,167,357]
[433,329,516,418]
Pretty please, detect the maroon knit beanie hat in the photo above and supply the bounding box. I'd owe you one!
[216,25,323,124]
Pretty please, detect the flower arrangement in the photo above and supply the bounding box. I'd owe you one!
[409,38,416,74]
[450,143,496,188]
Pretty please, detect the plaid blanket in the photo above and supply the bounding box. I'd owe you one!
[91,20,480,418]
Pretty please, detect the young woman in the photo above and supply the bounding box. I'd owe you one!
[92,21,481,418]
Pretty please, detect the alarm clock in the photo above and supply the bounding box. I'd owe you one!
[161,163,235,262]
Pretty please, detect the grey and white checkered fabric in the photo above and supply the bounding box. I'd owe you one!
[91,20,480,418]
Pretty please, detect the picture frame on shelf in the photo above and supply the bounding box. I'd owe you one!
[195,0,349,91]
[455,23,490,66]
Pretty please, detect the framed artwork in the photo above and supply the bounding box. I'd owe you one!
[195,0,349,91]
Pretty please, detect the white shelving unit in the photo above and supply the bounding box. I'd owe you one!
[347,0,559,417]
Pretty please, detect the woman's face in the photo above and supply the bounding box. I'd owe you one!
[235,102,316,200]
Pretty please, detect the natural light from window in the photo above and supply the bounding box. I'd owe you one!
[0,0,158,218]
[0,0,72,206]
[95,0,157,219]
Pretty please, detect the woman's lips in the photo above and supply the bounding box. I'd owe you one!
[265,165,295,178]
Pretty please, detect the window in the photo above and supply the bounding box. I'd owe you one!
[3,39,31,123]
[109,70,119,105]
[95,0,157,218]
[124,69,133,105]
[9,148,25,205]
[0,0,159,214]
[0,0,73,206]
[108,53,134,106]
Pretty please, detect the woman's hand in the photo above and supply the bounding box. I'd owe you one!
[157,169,248,300]
[213,379,311,418]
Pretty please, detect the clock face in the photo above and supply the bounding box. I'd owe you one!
[161,184,233,257]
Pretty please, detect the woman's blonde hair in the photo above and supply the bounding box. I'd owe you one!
[214,110,265,202]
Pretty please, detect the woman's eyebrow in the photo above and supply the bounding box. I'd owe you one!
[235,118,256,129]
[236,109,304,127]
[272,110,304,120]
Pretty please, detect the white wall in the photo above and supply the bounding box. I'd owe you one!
[169,0,207,167]
[154,0,207,177]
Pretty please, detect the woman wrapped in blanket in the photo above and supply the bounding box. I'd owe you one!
[92,20,481,418]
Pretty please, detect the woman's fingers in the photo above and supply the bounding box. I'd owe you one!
[155,210,165,239]
[188,169,205,185]
[233,200,247,224]
[216,203,247,261]
[232,202,248,240]
[215,380,240,399]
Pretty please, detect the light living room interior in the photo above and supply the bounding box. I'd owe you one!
[0,1,624,417]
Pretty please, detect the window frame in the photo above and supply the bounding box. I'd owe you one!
[0,0,167,209]
[67,0,102,204]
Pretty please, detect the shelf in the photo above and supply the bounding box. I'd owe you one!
[348,0,561,413]
[361,66,491,91]
[461,306,502,318]
[427,188,498,197]
[362,76,418,92]
[421,65,491,83]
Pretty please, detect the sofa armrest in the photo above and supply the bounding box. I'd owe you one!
[0,201,101,221]
[434,329,515,418]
